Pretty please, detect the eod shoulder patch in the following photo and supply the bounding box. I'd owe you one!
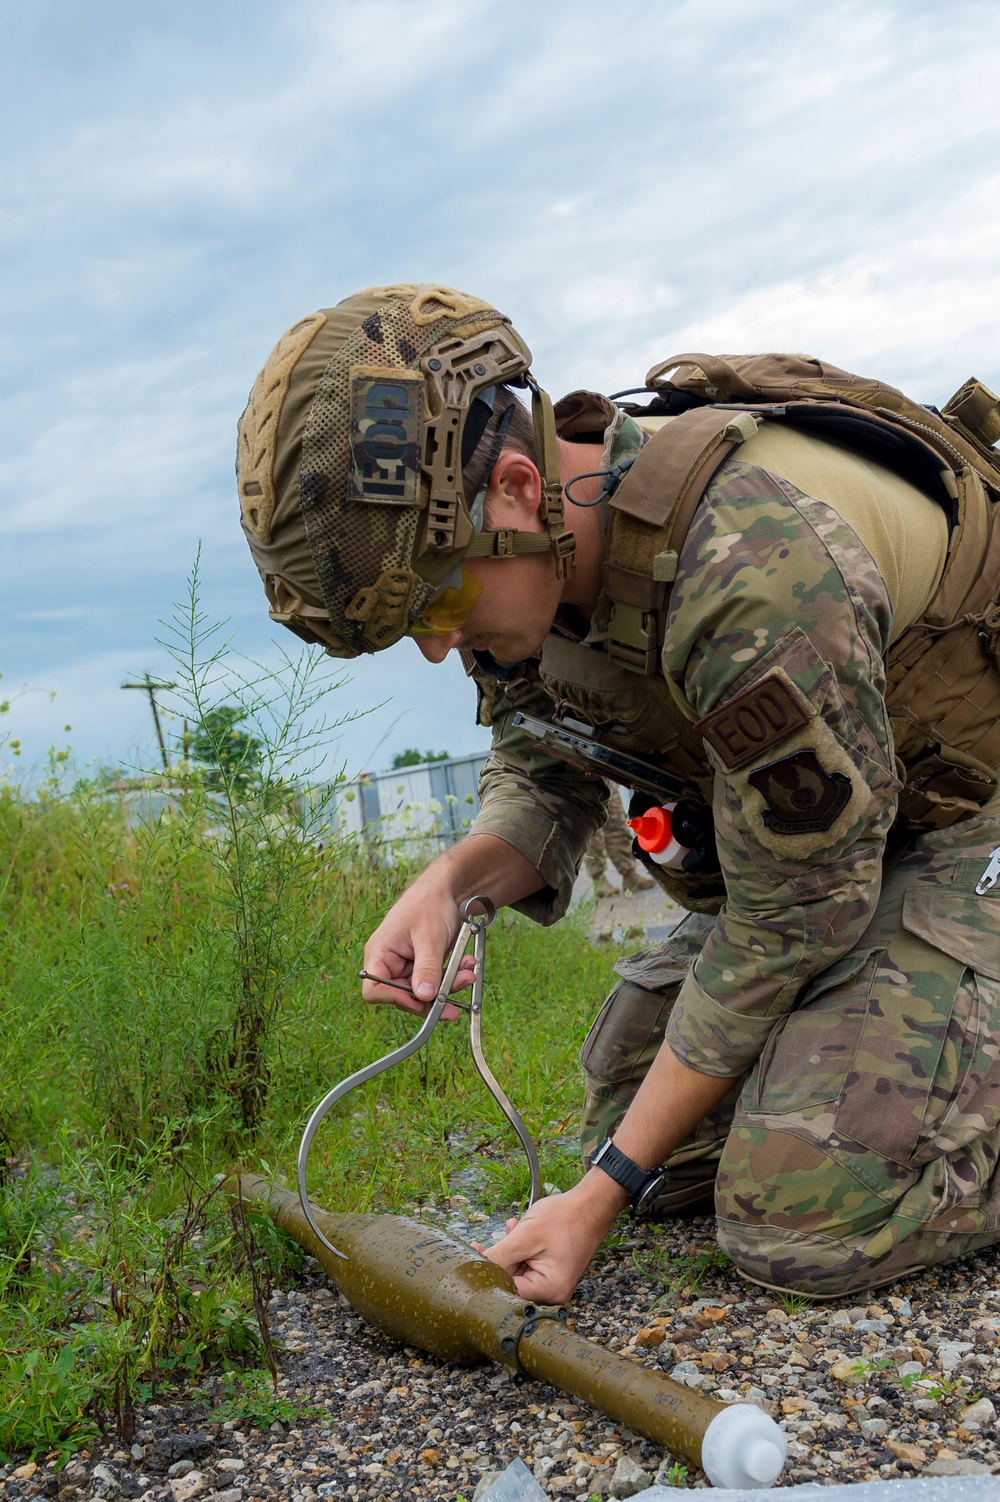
[697,665,877,859]
[696,671,810,771]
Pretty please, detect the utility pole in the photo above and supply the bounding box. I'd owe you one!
[121,674,177,773]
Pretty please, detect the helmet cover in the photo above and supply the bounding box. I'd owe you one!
[237,284,570,655]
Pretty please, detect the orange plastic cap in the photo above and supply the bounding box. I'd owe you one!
[627,805,673,853]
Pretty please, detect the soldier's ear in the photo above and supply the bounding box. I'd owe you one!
[483,451,544,531]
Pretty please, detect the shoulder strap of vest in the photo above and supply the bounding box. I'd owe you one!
[611,406,761,532]
[603,394,961,675]
[602,406,760,668]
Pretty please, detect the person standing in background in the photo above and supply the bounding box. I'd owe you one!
[584,789,655,898]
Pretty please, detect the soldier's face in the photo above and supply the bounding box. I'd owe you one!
[410,449,562,664]
[410,551,563,665]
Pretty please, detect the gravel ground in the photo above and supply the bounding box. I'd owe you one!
[7,1208,1000,1502]
[581,872,681,948]
[7,893,1000,1500]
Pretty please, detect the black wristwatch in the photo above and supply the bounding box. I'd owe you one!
[591,1137,668,1216]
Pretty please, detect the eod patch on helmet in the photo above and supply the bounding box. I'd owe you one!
[237,284,572,657]
[347,369,423,507]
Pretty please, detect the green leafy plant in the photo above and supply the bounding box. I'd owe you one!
[0,1339,103,1465]
[0,1137,266,1459]
[389,748,450,769]
[853,1352,978,1403]
[639,1240,732,1302]
[196,1367,321,1428]
[891,1369,978,1401]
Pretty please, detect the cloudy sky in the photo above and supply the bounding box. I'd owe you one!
[4,0,1000,782]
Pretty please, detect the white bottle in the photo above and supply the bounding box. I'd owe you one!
[627,804,690,870]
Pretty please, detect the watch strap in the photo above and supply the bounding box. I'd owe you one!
[591,1137,667,1213]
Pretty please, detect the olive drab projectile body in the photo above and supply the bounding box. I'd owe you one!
[230,1175,785,1488]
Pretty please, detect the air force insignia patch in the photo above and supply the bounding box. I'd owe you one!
[748,749,852,835]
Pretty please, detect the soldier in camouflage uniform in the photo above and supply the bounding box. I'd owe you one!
[237,283,1000,1303]
[584,789,655,898]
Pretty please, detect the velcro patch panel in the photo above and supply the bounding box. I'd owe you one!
[347,366,424,506]
[696,671,812,771]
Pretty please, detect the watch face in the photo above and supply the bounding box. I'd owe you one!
[633,1171,668,1216]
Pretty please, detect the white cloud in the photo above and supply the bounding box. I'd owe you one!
[3,0,1000,774]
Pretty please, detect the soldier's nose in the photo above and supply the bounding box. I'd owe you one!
[412,633,460,663]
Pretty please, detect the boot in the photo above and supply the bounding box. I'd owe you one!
[593,878,617,900]
[622,869,655,892]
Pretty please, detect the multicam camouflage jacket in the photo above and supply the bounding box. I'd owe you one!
[465,395,914,1079]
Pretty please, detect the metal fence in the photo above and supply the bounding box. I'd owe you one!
[101,752,489,861]
[338,751,487,858]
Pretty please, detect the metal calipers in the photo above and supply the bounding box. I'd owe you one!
[297,895,542,1260]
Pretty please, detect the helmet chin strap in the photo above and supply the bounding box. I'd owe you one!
[529,375,576,580]
[464,375,576,577]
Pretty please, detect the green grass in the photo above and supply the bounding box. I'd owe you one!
[0,573,618,1460]
[776,1290,812,1317]
[190,1369,323,1429]
[636,1236,732,1302]
[0,793,607,1458]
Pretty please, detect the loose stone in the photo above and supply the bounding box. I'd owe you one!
[609,1453,651,1496]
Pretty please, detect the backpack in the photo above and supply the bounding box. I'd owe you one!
[604,354,1000,829]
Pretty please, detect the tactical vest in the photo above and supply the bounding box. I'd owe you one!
[534,355,1000,907]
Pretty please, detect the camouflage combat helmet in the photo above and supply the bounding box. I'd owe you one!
[237,284,572,657]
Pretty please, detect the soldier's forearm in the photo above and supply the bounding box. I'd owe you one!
[567,1047,740,1247]
[604,1044,739,1176]
[419,832,547,910]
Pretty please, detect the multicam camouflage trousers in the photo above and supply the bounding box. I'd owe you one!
[579,805,1000,1296]
[584,793,645,887]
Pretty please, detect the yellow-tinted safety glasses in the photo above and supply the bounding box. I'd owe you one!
[410,570,484,636]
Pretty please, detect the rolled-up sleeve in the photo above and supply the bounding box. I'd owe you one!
[467,666,610,925]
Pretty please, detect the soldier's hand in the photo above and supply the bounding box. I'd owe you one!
[361,833,544,1018]
[477,1175,626,1304]
[361,885,475,1019]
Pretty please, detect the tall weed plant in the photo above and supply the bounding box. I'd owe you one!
[0,562,619,1459]
[2,560,357,1152]
[157,558,358,1139]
